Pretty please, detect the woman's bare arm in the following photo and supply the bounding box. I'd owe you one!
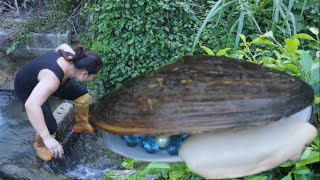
[24,69,64,158]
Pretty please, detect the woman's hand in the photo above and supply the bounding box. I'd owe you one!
[55,43,75,54]
[42,134,64,158]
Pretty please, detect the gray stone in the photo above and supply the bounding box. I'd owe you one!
[0,31,70,59]
[53,102,75,141]
[0,52,17,90]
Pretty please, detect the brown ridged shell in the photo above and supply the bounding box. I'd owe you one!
[91,56,314,135]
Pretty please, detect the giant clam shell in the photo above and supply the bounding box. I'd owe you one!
[91,56,314,135]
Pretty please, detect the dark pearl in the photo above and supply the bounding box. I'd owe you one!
[122,135,138,147]
[166,143,180,155]
[179,133,190,141]
[166,137,183,155]
[134,135,144,145]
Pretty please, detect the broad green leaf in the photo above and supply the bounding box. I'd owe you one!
[200,46,214,56]
[239,34,246,43]
[244,175,267,180]
[298,150,320,166]
[300,147,312,160]
[6,47,13,55]
[311,62,320,71]
[264,64,285,71]
[284,64,300,74]
[315,96,320,104]
[236,50,246,55]
[122,160,133,169]
[169,170,185,180]
[313,131,320,147]
[263,31,273,38]
[173,163,188,171]
[309,27,319,35]
[216,48,231,56]
[300,51,313,74]
[147,162,171,169]
[116,77,123,81]
[121,159,139,169]
[251,37,274,45]
[294,166,310,174]
[284,38,300,53]
[280,162,294,167]
[292,33,316,41]
[309,68,320,84]
[294,173,311,180]
[281,174,292,180]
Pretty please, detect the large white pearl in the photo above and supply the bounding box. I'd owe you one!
[155,135,170,148]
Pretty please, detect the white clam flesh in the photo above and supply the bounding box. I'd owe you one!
[179,105,317,179]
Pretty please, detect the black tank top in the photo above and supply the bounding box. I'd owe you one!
[14,52,65,98]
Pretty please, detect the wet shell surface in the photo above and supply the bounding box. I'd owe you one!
[91,56,314,135]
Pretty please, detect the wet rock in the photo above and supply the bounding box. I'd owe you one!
[0,53,17,90]
[0,90,14,107]
[0,164,75,180]
[53,103,75,142]
[65,133,124,170]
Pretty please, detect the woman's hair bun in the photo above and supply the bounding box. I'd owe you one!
[74,45,86,58]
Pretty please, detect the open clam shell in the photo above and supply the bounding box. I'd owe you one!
[90,56,315,165]
[91,56,314,135]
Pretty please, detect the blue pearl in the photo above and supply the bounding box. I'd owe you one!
[142,136,159,153]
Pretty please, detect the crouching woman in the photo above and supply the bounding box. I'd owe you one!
[14,44,103,161]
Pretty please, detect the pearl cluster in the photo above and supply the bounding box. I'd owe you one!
[121,134,190,155]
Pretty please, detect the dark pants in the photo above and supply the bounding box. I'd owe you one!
[16,79,87,134]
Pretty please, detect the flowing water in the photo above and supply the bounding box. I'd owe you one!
[0,90,33,165]
[0,90,123,180]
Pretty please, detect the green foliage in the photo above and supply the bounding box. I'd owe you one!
[6,31,32,55]
[80,0,199,95]
[192,0,320,53]
[104,160,203,180]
